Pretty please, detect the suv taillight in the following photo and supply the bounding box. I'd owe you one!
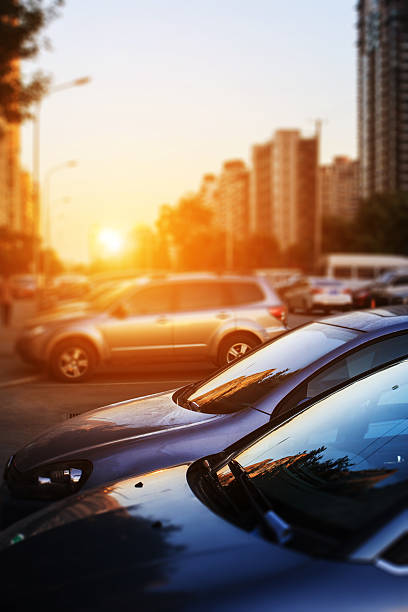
[269,305,287,324]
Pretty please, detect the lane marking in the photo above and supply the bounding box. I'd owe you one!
[32,379,196,387]
[0,375,41,389]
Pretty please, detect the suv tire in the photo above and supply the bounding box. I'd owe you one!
[49,338,97,382]
[218,333,260,366]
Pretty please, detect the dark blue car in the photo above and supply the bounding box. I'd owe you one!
[1,358,408,611]
[2,307,408,527]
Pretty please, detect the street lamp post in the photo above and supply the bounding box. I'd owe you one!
[32,76,91,279]
[43,160,77,280]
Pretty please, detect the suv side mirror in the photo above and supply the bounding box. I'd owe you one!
[112,303,129,319]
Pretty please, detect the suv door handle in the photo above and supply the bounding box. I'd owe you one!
[216,312,230,320]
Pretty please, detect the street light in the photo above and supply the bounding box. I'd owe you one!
[44,160,77,247]
[32,76,91,278]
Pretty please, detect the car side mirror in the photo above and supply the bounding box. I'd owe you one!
[112,303,129,319]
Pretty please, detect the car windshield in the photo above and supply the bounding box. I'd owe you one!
[375,271,395,285]
[214,359,408,549]
[183,323,359,414]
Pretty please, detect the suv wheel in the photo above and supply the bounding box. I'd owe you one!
[49,339,96,382]
[218,333,260,366]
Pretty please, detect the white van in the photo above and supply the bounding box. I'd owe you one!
[324,253,408,288]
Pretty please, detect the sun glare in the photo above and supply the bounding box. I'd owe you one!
[98,228,123,255]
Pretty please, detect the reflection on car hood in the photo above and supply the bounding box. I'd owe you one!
[1,465,406,612]
[14,390,220,471]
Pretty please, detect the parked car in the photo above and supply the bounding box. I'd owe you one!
[276,273,312,313]
[36,278,131,315]
[256,269,312,313]
[15,273,287,382]
[38,274,91,310]
[352,268,408,309]
[10,274,38,299]
[3,307,408,528]
[308,276,352,313]
[2,358,408,611]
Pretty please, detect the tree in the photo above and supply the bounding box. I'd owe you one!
[353,192,408,255]
[0,0,64,122]
[321,192,408,257]
[156,194,215,270]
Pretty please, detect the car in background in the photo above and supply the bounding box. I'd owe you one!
[10,274,38,299]
[38,274,91,310]
[308,276,352,313]
[15,273,287,382]
[36,278,129,315]
[352,268,408,308]
[2,358,408,611]
[3,307,408,527]
[256,269,312,313]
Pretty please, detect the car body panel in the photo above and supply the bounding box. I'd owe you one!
[1,464,408,611]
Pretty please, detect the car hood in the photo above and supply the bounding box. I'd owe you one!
[1,464,406,611]
[14,390,221,471]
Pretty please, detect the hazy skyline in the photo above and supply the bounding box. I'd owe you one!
[21,0,357,263]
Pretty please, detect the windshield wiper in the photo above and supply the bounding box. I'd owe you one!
[228,459,292,544]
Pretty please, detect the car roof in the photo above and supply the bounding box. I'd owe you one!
[317,306,408,332]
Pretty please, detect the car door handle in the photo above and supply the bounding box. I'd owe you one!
[216,312,230,320]
[156,316,169,324]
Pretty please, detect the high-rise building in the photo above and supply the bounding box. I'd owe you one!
[357,0,408,197]
[250,129,319,255]
[198,173,219,223]
[218,160,249,238]
[249,141,274,237]
[320,156,360,220]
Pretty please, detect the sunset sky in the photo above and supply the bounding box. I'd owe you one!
[21,0,357,263]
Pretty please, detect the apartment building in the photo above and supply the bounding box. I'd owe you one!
[320,156,360,220]
[250,129,318,254]
[357,0,408,197]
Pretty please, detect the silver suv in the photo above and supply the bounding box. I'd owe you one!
[16,273,287,382]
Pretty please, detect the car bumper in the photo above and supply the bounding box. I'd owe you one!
[15,338,43,365]
[312,295,352,308]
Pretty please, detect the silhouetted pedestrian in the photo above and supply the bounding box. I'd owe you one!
[0,274,13,327]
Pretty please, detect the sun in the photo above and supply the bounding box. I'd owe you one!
[98,228,123,255]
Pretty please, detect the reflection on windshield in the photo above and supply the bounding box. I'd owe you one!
[187,323,358,414]
[190,368,295,412]
[215,360,408,539]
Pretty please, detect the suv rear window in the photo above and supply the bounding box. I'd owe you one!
[228,281,264,305]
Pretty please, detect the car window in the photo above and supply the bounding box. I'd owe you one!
[393,276,408,286]
[357,266,376,280]
[173,282,225,311]
[333,266,352,279]
[215,360,408,546]
[306,333,408,398]
[227,282,265,305]
[125,284,173,315]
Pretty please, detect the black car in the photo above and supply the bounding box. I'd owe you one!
[1,358,408,611]
[352,268,408,308]
[2,307,408,529]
